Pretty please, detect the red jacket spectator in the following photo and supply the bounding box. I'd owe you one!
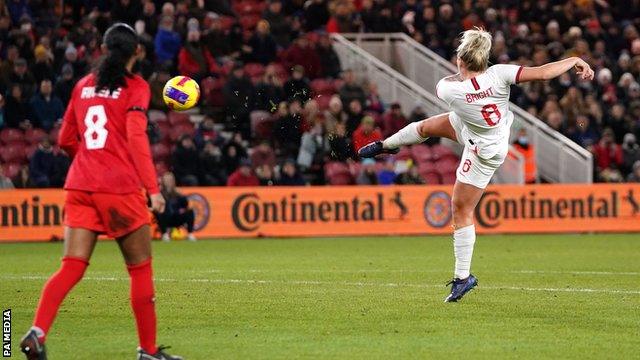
[352,116,382,152]
[226,160,260,186]
[178,30,219,78]
[283,37,321,79]
[593,129,623,171]
[381,103,408,137]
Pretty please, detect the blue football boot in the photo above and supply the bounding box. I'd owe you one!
[444,274,478,302]
[357,141,400,158]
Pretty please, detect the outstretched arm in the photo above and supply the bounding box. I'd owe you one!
[518,57,594,82]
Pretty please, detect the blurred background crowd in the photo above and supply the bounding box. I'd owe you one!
[1,0,640,189]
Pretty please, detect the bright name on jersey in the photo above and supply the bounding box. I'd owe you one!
[80,87,122,99]
[465,87,494,103]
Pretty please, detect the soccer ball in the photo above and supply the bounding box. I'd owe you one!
[163,76,200,111]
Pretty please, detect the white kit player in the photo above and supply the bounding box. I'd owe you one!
[358,28,594,302]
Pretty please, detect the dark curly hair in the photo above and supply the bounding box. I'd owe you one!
[96,23,139,92]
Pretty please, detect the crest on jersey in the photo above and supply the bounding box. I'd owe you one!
[423,191,452,228]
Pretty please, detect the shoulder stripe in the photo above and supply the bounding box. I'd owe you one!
[515,66,524,84]
[471,77,480,90]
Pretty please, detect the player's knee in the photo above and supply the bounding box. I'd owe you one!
[451,198,473,221]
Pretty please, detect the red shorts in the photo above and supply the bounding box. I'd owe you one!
[64,190,151,238]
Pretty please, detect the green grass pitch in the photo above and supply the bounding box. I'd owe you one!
[1,234,639,359]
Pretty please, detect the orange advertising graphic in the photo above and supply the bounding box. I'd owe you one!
[1,184,640,242]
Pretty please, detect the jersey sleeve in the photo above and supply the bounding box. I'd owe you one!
[491,64,524,86]
[436,79,452,105]
[126,78,151,111]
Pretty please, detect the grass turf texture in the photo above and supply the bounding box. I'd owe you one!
[1,234,639,359]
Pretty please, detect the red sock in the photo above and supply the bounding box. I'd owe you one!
[33,256,89,341]
[127,258,157,354]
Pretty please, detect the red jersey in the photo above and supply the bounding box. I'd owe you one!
[59,73,159,194]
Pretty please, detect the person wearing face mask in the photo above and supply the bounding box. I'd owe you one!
[512,128,537,183]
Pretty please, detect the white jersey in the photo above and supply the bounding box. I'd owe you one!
[436,64,522,160]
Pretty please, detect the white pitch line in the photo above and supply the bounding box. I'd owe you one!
[199,269,640,276]
[3,275,640,295]
[512,270,640,276]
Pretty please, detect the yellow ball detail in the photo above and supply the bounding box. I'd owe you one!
[162,76,200,111]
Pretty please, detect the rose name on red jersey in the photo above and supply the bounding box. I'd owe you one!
[80,87,122,99]
[465,87,494,103]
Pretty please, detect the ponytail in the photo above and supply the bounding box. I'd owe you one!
[96,23,139,92]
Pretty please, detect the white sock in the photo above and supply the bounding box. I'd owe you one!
[382,121,428,149]
[453,224,476,279]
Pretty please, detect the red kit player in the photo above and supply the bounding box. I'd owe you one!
[20,23,182,360]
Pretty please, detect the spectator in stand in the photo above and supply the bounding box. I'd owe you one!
[157,172,197,242]
[304,0,330,31]
[283,36,321,79]
[356,158,378,185]
[352,115,381,154]
[604,104,631,144]
[284,65,311,103]
[278,158,306,186]
[570,115,599,149]
[345,99,364,135]
[32,45,54,83]
[0,167,14,189]
[148,66,172,110]
[155,16,181,65]
[381,103,407,138]
[248,20,277,65]
[365,82,384,114]
[178,29,219,81]
[328,122,352,161]
[251,141,277,169]
[317,33,341,78]
[622,133,640,176]
[338,69,366,108]
[326,0,359,33]
[256,164,276,186]
[324,95,348,135]
[0,46,19,84]
[199,141,227,186]
[377,159,396,185]
[172,135,200,186]
[54,64,74,106]
[0,94,4,128]
[223,64,255,138]
[255,65,285,111]
[395,163,425,185]
[5,83,29,129]
[627,161,640,182]
[193,116,217,149]
[273,99,303,158]
[12,165,33,188]
[29,79,63,130]
[298,114,329,178]
[203,14,231,59]
[227,158,259,186]
[262,0,290,47]
[593,128,623,180]
[60,46,86,84]
[50,148,70,187]
[8,57,35,98]
[29,138,55,187]
[222,133,248,173]
[512,128,537,184]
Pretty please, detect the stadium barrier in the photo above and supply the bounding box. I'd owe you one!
[1,184,639,242]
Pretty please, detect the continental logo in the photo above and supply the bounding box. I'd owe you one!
[475,190,640,228]
[231,192,405,232]
[0,196,62,227]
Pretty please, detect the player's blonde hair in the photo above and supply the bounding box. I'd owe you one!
[456,27,492,72]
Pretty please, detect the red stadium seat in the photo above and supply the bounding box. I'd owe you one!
[1,144,27,163]
[324,161,351,178]
[348,162,361,177]
[156,121,172,141]
[417,161,437,172]
[436,157,459,174]
[239,14,260,30]
[168,111,191,125]
[169,123,195,141]
[218,16,236,31]
[201,76,226,107]
[244,63,265,78]
[148,110,168,123]
[155,161,169,176]
[24,128,48,144]
[0,128,23,144]
[310,79,335,96]
[411,144,433,162]
[253,116,275,141]
[328,172,354,185]
[420,170,441,184]
[151,143,171,162]
[315,94,332,110]
[395,146,412,160]
[431,144,455,160]
[24,144,38,159]
[441,171,457,184]
[3,162,22,179]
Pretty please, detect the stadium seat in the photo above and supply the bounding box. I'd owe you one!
[1,144,27,163]
[417,161,437,172]
[420,170,442,184]
[431,144,455,160]
[310,79,335,96]
[327,172,354,185]
[201,76,226,107]
[239,14,261,30]
[3,162,22,179]
[324,161,353,185]
[411,144,433,163]
[441,171,457,184]
[148,109,168,122]
[24,144,38,159]
[218,16,235,31]
[151,143,171,162]
[169,123,196,141]
[315,94,332,110]
[348,162,361,177]
[24,128,48,144]
[253,116,275,141]
[0,128,23,144]
[436,157,459,174]
[250,110,272,138]
[395,147,412,161]
[168,111,191,125]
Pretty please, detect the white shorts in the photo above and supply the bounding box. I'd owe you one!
[449,113,506,189]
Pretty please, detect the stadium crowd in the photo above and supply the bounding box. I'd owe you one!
[1,0,640,188]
